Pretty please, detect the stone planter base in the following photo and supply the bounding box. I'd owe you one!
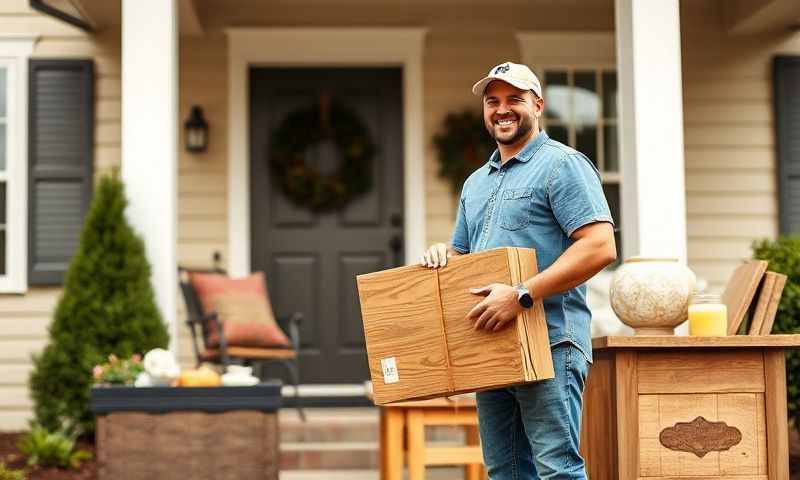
[91,382,281,480]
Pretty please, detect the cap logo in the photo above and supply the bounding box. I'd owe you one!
[493,64,511,75]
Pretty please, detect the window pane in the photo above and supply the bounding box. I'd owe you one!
[0,123,5,172]
[547,125,568,145]
[573,71,599,126]
[0,231,4,276]
[0,68,6,118]
[576,125,597,167]
[602,183,622,266]
[544,71,569,122]
[0,182,5,225]
[604,125,619,172]
[603,71,617,119]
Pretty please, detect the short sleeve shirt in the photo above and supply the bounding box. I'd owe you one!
[450,130,614,362]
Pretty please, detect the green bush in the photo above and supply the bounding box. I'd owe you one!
[17,426,91,470]
[0,462,25,480]
[29,173,169,434]
[753,236,800,431]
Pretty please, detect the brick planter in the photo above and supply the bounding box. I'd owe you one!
[91,382,281,480]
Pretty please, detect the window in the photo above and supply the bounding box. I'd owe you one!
[541,68,621,261]
[0,38,36,293]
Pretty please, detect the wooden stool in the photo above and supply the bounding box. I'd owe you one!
[380,398,486,480]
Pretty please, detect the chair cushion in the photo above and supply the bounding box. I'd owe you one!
[189,272,290,348]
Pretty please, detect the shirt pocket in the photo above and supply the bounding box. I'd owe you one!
[499,187,533,231]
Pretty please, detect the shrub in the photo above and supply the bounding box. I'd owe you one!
[17,426,91,470]
[752,236,800,431]
[0,462,25,480]
[29,173,169,433]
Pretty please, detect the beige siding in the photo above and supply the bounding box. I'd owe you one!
[681,1,800,289]
[0,3,120,430]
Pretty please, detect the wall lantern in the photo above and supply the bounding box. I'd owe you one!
[184,106,209,153]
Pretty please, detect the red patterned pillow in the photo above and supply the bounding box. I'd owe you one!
[189,272,290,348]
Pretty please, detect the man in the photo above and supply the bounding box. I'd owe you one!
[421,62,616,479]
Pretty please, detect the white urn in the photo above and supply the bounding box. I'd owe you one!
[609,257,696,335]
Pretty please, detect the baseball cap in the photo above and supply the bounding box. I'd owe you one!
[471,62,543,98]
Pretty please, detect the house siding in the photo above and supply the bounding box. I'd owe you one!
[681,0,800,289]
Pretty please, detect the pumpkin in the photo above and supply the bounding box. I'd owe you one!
[178,365,221,387]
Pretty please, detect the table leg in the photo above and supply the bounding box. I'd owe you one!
[406,409,426,480]
[380,407,405,480]
[465,424,484,480]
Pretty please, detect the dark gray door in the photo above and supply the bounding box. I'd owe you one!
[249,67,404,384]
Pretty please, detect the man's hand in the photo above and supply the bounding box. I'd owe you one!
[466,283,522,331]
[420,243,454,268]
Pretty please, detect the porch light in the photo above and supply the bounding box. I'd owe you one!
[184,106,209,153]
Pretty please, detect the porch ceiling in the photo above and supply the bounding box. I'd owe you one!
[724,0,800,34]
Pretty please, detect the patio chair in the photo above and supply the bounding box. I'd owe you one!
[178,265,306,421]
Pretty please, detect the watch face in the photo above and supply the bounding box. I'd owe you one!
[520,293,534,309]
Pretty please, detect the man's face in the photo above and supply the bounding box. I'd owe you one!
[482,81,542,146]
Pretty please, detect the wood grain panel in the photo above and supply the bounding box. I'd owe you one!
[615,351,638,480]
[637,350,765,394]
[759,274,786,335]
[580,350,615,480]
[764,350,789,480]
[748,273,777,336]
[723,261,768,335]
[659,394,720,477]
[718,394,759,475]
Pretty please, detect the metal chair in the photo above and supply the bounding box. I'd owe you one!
[178,264,306,421]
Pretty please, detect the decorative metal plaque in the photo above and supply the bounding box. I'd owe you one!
[659,416,742,458]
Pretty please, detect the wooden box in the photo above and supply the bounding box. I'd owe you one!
[357,247,554,405]
[581,336,800,480]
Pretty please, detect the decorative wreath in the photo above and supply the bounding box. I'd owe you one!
[270,99,376,212]
[433,110,496,194]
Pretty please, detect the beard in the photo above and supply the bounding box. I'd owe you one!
[486,113,535,146]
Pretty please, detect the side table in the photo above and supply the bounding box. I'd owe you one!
[380,397,486,480]
[581,335,800,480]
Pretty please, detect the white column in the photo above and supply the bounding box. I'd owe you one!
[615,0,687,262]
[122,0,179,352]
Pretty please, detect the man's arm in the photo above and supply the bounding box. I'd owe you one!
[468,222,616,331]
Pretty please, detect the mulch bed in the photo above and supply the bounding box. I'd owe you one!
[1,428,799,479]
[0,432,96,480]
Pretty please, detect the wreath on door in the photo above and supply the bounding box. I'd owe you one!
[269,97,377,212]
[433,110,496,194]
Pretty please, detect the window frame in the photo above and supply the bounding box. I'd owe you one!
[0,37,37,293]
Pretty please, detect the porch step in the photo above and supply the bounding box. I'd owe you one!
[280,467,467,480]
[278,407,472,471]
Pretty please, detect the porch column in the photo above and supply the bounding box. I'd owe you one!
[615,0,687,262]
[121,0,179,352]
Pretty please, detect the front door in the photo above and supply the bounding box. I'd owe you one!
[249,67,404,384]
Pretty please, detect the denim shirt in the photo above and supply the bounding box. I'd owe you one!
[450,131,614,363]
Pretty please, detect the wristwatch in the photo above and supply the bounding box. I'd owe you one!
[514,283,534,309]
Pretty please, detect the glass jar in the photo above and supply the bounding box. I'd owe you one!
[688,293,728,336]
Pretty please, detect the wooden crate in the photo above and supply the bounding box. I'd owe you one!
[581,335,800,480]
[357,247,554,405]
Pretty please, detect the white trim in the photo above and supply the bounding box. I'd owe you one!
[0,36,37,293]
[226,28,428,276]
[121,0,179,351]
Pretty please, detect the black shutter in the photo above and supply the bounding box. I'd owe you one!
[28,59,94,285]
[775,56,800,235]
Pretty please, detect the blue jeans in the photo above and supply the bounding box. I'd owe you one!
[476,343,590,480]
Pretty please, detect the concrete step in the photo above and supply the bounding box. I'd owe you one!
[280,467,468,480]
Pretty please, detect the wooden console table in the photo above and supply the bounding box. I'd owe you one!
[581,335,800,480]
[379,397,486,480]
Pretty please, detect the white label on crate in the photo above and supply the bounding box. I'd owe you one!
[381,357,399,384]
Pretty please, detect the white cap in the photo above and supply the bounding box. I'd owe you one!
[471,62,543,98]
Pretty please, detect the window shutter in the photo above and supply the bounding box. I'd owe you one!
[28,59,94,285]
[775,56,800,235]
